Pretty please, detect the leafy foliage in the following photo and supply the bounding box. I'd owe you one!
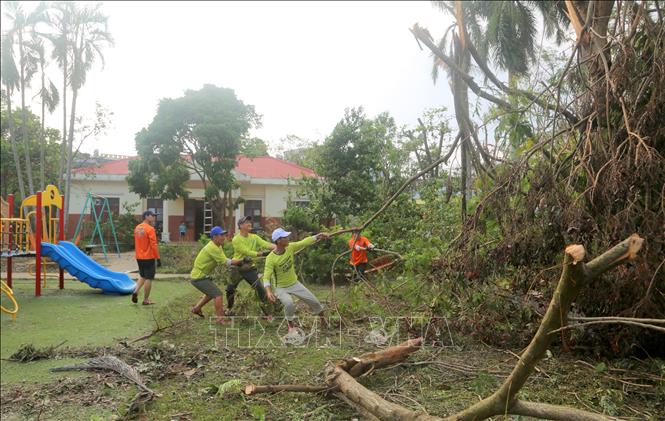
[128,85,260,207]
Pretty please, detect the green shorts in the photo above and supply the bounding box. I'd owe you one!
[190,277,222,298]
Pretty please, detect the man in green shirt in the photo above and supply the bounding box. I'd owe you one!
[190,226,243,324]
[226,216,276,318]
[263,228,331,333]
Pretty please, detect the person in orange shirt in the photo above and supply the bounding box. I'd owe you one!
[348,230,375,281]
[132,210,161,305]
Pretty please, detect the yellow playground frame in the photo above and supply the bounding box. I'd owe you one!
[1,280,19,321]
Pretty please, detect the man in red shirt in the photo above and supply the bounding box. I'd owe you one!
[348,230,375,281]
[132,210,161,305]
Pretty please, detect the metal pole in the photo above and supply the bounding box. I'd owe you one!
[59,194,65,289]
[71,192,90,244]
[104,198,121,257]
[36,191,42,297]
[89,196,108,261]
[7,194,14,288]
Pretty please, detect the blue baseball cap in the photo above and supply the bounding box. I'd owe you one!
[209,226,227,237]
[271,227,291,242]
[142,210,158,219]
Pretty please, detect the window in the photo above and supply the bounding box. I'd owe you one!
[292,200,310,208]
[244,200,262,229]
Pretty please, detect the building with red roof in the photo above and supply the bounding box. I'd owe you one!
[70,155,317,241]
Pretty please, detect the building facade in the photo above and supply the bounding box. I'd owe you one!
[70,155,315,241]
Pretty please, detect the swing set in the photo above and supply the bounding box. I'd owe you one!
[71,193,121,262]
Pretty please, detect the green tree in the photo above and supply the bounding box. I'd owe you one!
[3,1,48,195]
[240,137,268,158]
[62,3,113,231]
[128,84,261,228]
[43,1,75,191]
[277,134,320,170]
[28,36,59,190]
[1,103,62,199]
[307,107,399,223]
[0,32,25,200]
[399,107,454,179]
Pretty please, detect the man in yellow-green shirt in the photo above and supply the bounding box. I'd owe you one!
[190,226,243,324]
[226,216,276,318]
[263,227,331,333]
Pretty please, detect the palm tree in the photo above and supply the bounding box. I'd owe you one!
[1,31,25,200]
[43,1,74,191]
[4,1,49,195]
[62,3,114,231]
[28,37,59,189]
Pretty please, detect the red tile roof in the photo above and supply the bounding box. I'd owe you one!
[74,155,317,179]
[236,156,316,179]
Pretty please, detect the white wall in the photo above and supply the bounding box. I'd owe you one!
[69,179,144,215]
[70,178,304,219]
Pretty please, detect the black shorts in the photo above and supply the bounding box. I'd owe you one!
[137,259,156,279]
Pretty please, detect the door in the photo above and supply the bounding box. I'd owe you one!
[146,198,163,240]
[244,200,262,230]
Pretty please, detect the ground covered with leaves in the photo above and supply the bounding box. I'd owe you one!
[1,280,663,421]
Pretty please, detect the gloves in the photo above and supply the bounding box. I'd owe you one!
[156,258,162,267]
[368,244,375,251]
[243,256,253,264]
[258,250,269,257]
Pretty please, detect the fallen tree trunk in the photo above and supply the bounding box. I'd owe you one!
[244,383,333,395]
[449,235,642,421]
[338,337,423,377]
[325,363,442,421]
[246,338,424,396]
[247,236,643,421]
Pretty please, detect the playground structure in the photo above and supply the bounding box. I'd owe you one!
[1,185,65,297]
[1,280,19,320]
[1,185,135,302]
[71,192,121,261]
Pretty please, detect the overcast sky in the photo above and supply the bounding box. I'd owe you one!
[6,1,456,157]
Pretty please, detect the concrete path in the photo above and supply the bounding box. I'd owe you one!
[4,251,189,280]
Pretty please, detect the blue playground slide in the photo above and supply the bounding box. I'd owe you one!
[41,241,136,294]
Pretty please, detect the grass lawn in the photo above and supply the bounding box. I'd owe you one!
[2,278,662,421]
[1,277,188,384]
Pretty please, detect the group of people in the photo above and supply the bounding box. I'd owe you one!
[130,209,376,333]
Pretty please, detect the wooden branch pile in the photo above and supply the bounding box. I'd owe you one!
[246,235,644,420]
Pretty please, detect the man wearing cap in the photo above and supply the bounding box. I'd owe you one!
[227,216,276,318]
[263,227,331,333]
[190,226,243,324]
[132,210,161,305]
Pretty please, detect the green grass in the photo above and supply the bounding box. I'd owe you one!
[2,277,663,421]
[1,277,188,384]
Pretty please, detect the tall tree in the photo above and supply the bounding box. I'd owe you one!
[4,1,48,195]
[128,84,261,228]
[0,31,25,200]
[308,107,398,223]
[28,37,59,190]
[44,1,74,193]
[61,3,113,231]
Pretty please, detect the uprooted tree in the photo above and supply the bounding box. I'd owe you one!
[405,0,664,354]
[250,235,653,420]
